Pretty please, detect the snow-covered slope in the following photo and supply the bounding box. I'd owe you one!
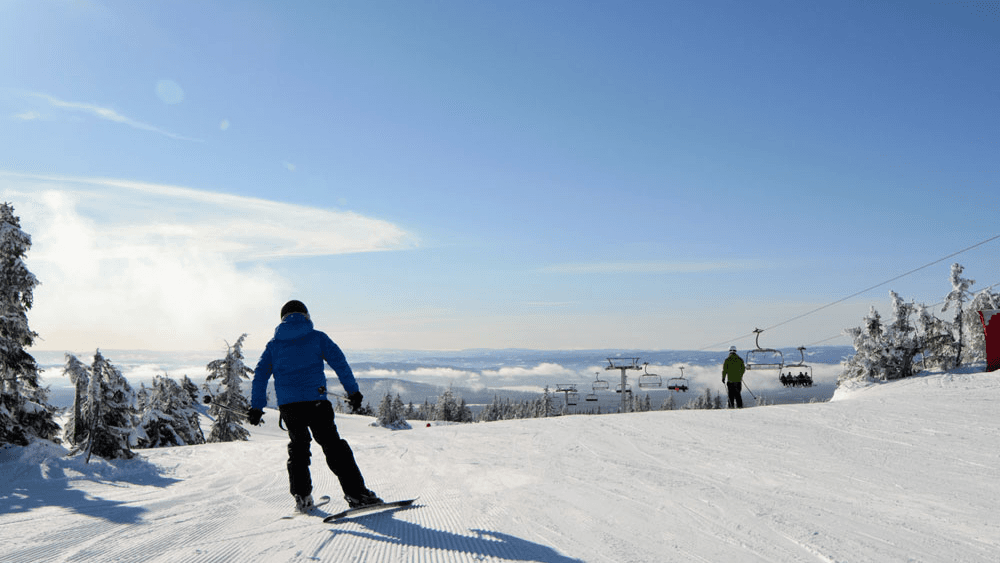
[3,369,999,562]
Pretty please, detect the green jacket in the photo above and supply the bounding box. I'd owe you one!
[722,353,745,383]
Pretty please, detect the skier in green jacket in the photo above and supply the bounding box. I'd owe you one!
[722,346,746,408]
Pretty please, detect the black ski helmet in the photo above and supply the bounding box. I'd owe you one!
[280,300,309,319]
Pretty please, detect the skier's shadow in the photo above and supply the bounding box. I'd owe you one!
[320,505,584,563]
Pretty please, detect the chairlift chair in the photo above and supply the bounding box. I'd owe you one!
[666,367,689,392]
[780,346,814,387]
[585,392,599,402]
[615,383,632,394]
[745,328,784,371]
[591,372,610,391]
[637,363,663,389]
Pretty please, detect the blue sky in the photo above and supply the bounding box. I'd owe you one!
[2,0,999,353]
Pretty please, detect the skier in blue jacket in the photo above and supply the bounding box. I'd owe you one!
[249,300,382,513]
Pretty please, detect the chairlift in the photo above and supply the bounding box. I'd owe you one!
[637,363,663,389]
[585,392,599,402]
[666,366,689,392]
[555,384,579,406]
[745,328,784,371]
[779,346,813,387]
[615,383,632,394]
[591,372,610,391]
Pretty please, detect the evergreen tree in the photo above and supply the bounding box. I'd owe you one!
[181,375,200,403]
[81,351,138,462]
[418,399,433,420]
[0,202,59,446]
[63,353,91,446]
[841,306,890,383]
[375,392,410,429]
[137,375,205,448]
[883,291,921,379]
[916,303,956,370]
[942,263,975,367]
[434,387,460,421]
[537,386,553,418]
[205,334,252,442]
[661,394,676,411]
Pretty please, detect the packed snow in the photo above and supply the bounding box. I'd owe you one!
[2,368,999,562]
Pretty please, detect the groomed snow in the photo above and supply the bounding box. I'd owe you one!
[2,369,999,562]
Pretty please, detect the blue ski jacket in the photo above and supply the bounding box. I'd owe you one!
[251,313,359,409]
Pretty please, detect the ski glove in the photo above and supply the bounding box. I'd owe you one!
[247,408,264,426]
[348,391,364,413]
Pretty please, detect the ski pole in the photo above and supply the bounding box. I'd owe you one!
[742,380,757,400]
[203,396,260,422]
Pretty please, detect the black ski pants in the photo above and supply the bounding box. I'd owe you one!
[726,381,744,409]
[279,400,368,499]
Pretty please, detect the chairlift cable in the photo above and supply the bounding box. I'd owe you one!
[801,279,1000,348]
[699,234,1000,351]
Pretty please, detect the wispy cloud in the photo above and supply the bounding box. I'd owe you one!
[12,110,44,120]
[0,172,417,350]
[541,260,766,275]
[24,91,203,142]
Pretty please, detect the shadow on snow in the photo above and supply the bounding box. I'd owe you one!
[0,440,179,524]
[318,504,584,563]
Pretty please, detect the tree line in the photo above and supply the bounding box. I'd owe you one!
[841,263,998,384]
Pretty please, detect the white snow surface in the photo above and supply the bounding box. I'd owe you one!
[3,369,999,562]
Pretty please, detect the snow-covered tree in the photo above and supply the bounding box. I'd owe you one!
[684,388,721,410]
[433,387,462,422]
[536,386,554,418]
[942,263,975,367]
[0,202,59,446]
[916,303,956,370]
[181,375,200,403]
[841,306,890,383]
[63,353,91,445]
[137,375,205,448]
[882,291,921,380]
[80,351,139,462]
[205,334,252,442]
[375,392,410,429]
[660,394,676,411]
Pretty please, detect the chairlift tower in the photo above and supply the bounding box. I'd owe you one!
[555,384,579,407]
[605,357,642,413]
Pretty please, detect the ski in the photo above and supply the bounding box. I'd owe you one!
[323,498,418,522]
[280,495,331,519]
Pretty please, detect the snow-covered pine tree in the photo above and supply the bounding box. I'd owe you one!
[0,203,60,446]
[205,334,252,442]
[537,386,553,418]
[181,374,200,403]
[137,375,205,448]
[375,392,410,429]
[434,387,459,422]
[841,306,890,383]
[82,351,139,462]
[661,393,676,411]
[882,291,921,380]
[942,263,975,367]
[915,302,955,370]
[63,353,91,446]
[418,399,433,420]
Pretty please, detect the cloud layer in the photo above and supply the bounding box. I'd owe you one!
[1,173,416,350]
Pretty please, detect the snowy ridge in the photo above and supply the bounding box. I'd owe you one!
[3,369,999,562]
